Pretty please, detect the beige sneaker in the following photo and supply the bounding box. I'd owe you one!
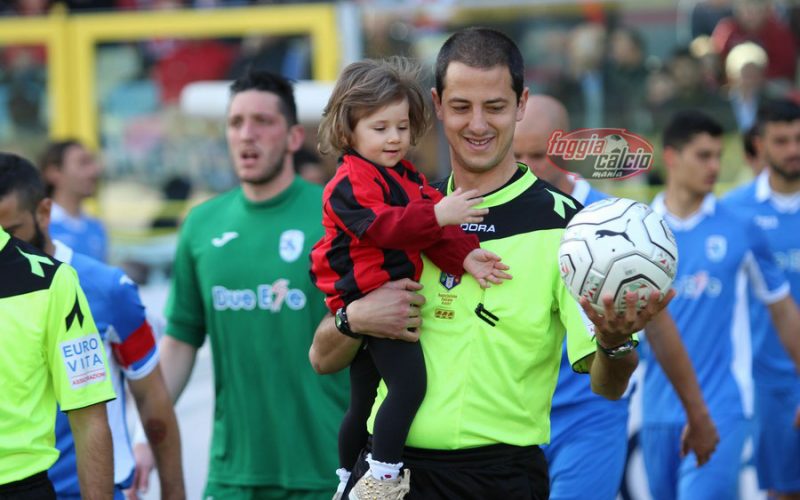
[347,469,411,500]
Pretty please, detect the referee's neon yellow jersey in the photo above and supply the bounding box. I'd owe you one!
[0,227,115,484]
[369,166,600,450]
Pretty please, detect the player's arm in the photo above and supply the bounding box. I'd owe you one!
[766,296,800,375]
[67,402,114,500]
[585,350,638,400]
[128,367,185,500]
[767,297,800,425]
[582,290,674,399]
[745,218,799,370]
[645,310,719,465]
[310,279,425,374]
[106,271,185,499]
[745,221,800,425]
[127,338,196,498]
[159,336,198,402]
[160,213,204,402]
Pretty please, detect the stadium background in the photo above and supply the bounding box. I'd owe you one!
[1,0,797,498]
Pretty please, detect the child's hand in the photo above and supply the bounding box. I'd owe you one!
[434,188,488,227]
[463,249,512,288]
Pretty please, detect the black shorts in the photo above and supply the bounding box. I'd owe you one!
[343,437,549,500]
[0,471,56,500]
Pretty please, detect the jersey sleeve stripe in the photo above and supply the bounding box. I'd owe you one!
[111,321,157,369]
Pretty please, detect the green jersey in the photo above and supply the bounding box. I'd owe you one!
[0,228,115,484]
[368,166,597,450]
[166,178,348,489]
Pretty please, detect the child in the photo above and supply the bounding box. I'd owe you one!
[309,56,511,500]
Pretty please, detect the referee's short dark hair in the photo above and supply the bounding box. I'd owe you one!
[662,110,724,151]
[435,27,525,103]
[0,152,46,213]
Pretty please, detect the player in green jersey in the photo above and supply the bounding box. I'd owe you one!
[310,28,673,499]
[0,152,116,500]
[135,70,349,499]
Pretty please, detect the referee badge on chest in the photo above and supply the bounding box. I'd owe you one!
[279,230,304,262]
[439,272,461,290]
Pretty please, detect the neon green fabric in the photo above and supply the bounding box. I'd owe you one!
[0,228,115,484]
[368,167,598,449]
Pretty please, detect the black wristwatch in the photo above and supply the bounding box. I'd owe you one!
[597,338,637,359]
[335,307,361,339]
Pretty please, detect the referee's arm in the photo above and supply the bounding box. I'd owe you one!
[310,279,425,374]
[582,289,674,399]
[68,403,114,500]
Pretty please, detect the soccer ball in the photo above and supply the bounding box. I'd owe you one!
[602,134,628,155]
[558,197,678,314]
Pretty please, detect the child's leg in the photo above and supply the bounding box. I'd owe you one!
[339,346,381,470]
[368,337,427,465]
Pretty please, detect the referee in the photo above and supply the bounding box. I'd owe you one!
[0,152,116,499]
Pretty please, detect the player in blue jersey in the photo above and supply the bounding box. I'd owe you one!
[644,109,800,500]
[39,140,108,262]
[722,99,800,500]
[0,159,186,500]
[513,95,719,500]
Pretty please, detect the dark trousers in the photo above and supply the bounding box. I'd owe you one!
[339,337,427,468]
[0,472,56,500]
[343,438,550,500]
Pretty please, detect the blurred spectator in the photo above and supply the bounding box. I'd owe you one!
[689,35,724,90]
[725,41,769,131]
[39,140,108,262]
[679,0,733,43]
[1,0,49,133]
[551,23,607,129]
[645,67,677,132]
[9,0,49,15]
[742,124,764,175]
[227,35,310,82]
[605,27,648,130]
[150,175,192,229]
[2,47,46,133]
[152,39,236,104]
[712,0,797,83]
[63,0,115,11]
[293,147,327,185]
[664,48,736,130]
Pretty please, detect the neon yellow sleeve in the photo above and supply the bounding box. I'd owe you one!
[557,275,597,374]
[47,264,116,411]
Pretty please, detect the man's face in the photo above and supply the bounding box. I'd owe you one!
[668,133,722,196]
[0,192,47,250]
[735,0,769,32]
[60,145,101,199]
[759,120,800,182]
[433,62,527,175]
[513,123,556,183]
[226,90,296,186]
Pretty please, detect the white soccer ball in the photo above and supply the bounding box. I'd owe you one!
[558,197,678,314]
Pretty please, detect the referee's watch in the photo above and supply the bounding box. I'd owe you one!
[334,306,361,339]
[598,338,637,359]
